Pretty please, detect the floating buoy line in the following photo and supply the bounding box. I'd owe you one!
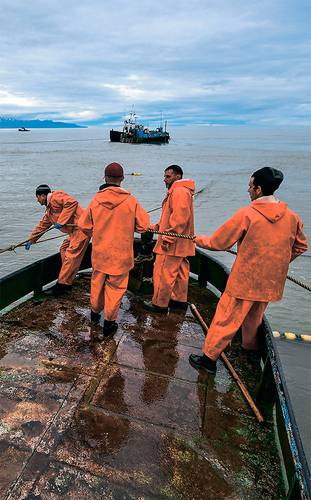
[273,331,311,342]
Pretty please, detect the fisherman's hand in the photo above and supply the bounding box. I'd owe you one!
[54,222,63,230]
[161,235,174,250]
[25,241,32,251]
[149,223,159,232]
[162,235,175,245]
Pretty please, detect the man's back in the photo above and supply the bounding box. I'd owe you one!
[196,198,307,302]
[79,187,149,275]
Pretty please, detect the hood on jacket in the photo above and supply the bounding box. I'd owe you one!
[169,179,195,194]
[251,200,288,223]
[95,186,131,210]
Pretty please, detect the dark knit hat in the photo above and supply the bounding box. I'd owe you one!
[35,184,51,195]
[252,167,284,191]
[104,162,124,178]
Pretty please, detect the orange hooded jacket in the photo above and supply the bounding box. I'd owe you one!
[29,191,84,241]
[152,179,195,257]
[78,186,150,275]
[195,199,308,302]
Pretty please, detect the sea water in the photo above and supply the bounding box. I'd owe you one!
[0,126,310,331]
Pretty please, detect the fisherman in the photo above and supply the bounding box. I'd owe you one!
[189,167,308,374]
[78,162,150,336]
[25,185,90,295]
[144,165,195,313]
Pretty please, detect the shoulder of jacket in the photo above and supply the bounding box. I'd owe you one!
[229,206,250,220]
[170,186,191,198]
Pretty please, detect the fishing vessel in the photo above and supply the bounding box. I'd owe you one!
[0,242,310,499]
[110,111,170,144]
[18,127,30,132]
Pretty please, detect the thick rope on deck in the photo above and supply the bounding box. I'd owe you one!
[1,223,310,293]
[147,229,194,240]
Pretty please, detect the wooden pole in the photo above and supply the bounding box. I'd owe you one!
[190,303,264,423]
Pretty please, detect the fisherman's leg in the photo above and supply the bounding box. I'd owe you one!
[104,273,129,321]
[203,293,253,361]
[152,255,182,308]
[59,237,70,263]
[58,229,90,285]
[241,301,268,351]
[91,270,107,313]
[171,257,189,302]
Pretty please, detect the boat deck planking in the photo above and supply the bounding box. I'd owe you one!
[0,274,283,499]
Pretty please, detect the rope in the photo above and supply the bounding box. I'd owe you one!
[0,226,54,254]
[0,224,76,254]
[286,274,311,292]
[147,229,194,240]
[1,205,310,293]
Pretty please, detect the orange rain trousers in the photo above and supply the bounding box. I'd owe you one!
[152,254,189,307]
[203,292,268,360]
[58,228,90,285]
[91,270,129,321]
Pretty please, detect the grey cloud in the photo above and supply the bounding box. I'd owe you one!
[0,0,310,125]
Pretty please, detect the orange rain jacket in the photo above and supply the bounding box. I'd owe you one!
[29,190,84,241]
[195,198,308,302]
[78,186,150,275]
[151,179,195,257]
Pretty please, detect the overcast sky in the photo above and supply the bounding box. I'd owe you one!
[0,0,310,126]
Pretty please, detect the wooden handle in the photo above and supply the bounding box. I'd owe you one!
[190,303,264,423]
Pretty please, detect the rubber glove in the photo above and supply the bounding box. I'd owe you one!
[25,241,32,251]
[54,222,63,230]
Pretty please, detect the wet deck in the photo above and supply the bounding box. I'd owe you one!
[0,274,282,499]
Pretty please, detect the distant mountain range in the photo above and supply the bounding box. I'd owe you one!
[0,117,86,129]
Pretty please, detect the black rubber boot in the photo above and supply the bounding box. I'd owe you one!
[169,299,188,311]
[189,353,217,374]
[90,310,101,324]
[51,282,72,296]
[103,320,118,337]
[143,300,168,314]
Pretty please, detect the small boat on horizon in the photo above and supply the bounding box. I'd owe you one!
[110,111,170,144]
[18,127,30,132]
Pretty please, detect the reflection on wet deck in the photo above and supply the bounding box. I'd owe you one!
[0,275,282,499]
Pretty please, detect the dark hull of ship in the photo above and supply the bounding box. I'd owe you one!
[110,129,170,144]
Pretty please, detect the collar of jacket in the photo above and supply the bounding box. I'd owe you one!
[98,183,120,191]
[46,192,53,206]
[168,178,195,194]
